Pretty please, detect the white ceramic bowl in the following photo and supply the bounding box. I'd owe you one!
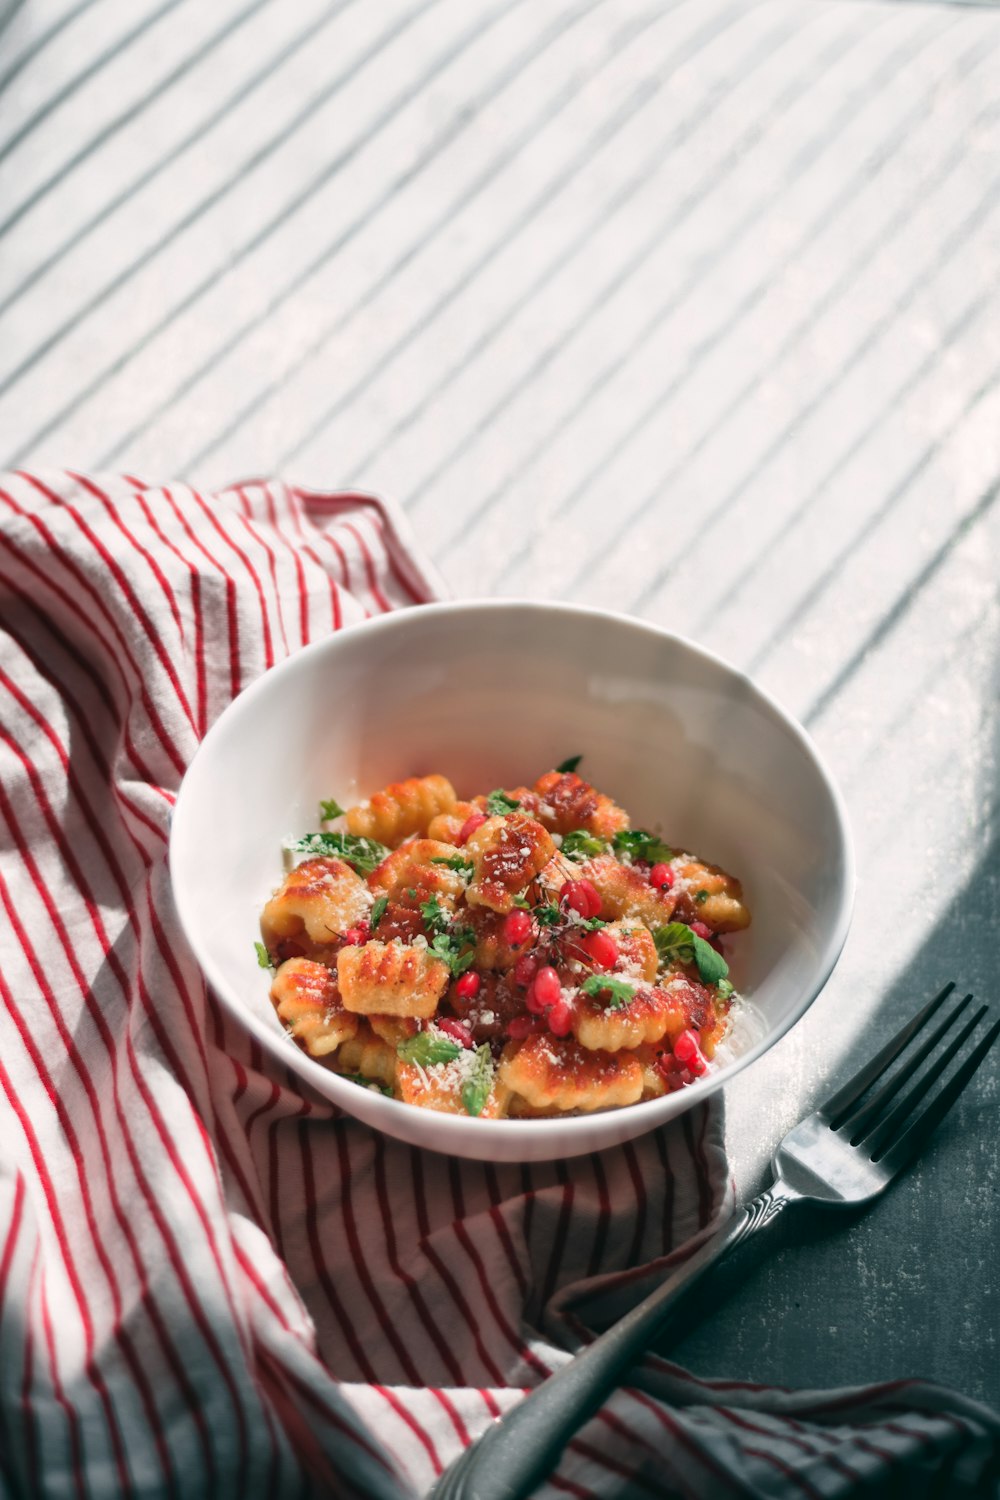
[170,601,854,1161]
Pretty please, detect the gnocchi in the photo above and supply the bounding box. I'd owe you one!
[258,765,749,1117]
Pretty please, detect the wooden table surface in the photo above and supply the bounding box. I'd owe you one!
[1,0,997,1409]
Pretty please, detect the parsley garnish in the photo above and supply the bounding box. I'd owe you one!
[419,893,450,932]
[284,831,389,875]
[486,789,520,816]
[461,1045,494,1117]
[397,1032,463,1067]
[653,922,729,987]
[429,927,477,977]
[555,755,582,774]
[580,974,637,1009]
[254,941,273,970]
[561,829,607,861]
[533,903,562,927]
[319,797,346,821]
[431,855,474,874]
[511,894,531,909]
[370,895,388,929]
[341,1073,393,1097]
[612,829,673,864]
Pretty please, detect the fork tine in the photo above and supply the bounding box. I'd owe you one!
[823,982,955,1129]
[877,1015,1000,1174]
[859,1004,987,1156]
[838,994,974,1142]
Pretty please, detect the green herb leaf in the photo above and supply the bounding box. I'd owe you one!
[533,903,563,927]
[695,889,709,904]
[461,1044,494,1117]
[561,829,608,861]
[319,798,346,821]
[284,831,389,875]
[419,893,450,933]
[486,789,521,816]
[397,1032,463,1067]
[370,895,388,929]
[612,829,673,864]
[430,855,474,873]
[581,916,608,931]
[429,928,477,978]
[717,978,734,1000]
[653,922,729,986]
[555,755,582,774]
[580,974,637,1009]
[341,1072,393,1097]
[512,894,531,909]
[254,941,273,970]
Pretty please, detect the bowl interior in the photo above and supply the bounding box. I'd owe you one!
[170,602,853,1159]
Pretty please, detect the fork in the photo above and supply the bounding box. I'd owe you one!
[430,982,998,1500]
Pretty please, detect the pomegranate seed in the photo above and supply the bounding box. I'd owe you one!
[581,930,619,970]
[513,953,539,988]
[507,1014,545,1039]
[649,862,674,891]
[547,1000,573,1037]
[342,924,369,946]
[436,1017,474,1048]
[690,920,712,941]
[532,966,562,1007]
[672,1030,699,1064]
[504,909,534,947]
[559,879,602,919]
[687,1049,708,1077]
[455,971,481,1000]
[458,811,487,845]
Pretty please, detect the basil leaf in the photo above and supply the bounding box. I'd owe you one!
[254,941,273,970]
[319,798,346,821]
[612,829,673,864]
[341,1072,393,1097]
[691,934,729,986]
[561,829,607,861]
[370,895,388,929]
[486,789,520,816]
[397,1033,462,1067]
[284,831,389,875]
[580,974,637,1009]
[555,755,582,774]
[460,1044,494,1117]
[653,922,729,986]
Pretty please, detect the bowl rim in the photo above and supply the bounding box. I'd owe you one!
[169,598,856,1143]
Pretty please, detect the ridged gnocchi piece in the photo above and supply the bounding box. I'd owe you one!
[368,1013,419,1047]
[427,801,477,844]
[334,1022,398,1089]
[607,921,658,982]
[533,771,629,840]
[270,958,359,1057]
[396,1057,510,1117]
[674,859,751,933]
[581,853,679,928]
[346,774,456,847]
[573,974,714,1052]
[465,814,556,913]
[499,1035,643,1114]
[261,858,370,947]
[337,940,449,1018]
[463,907,524,971]
[367,839,467,911]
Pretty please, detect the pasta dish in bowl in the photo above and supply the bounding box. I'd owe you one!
[169,600,854,1161]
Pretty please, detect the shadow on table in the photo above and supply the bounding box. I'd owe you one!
[652,823,1000,1405]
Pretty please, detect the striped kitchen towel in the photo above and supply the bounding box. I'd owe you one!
[0,470,997,1499]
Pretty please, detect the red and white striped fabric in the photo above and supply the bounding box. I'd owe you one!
[1,471,997,1499]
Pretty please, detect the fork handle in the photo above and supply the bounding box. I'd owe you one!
[432,1179,799,1500]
